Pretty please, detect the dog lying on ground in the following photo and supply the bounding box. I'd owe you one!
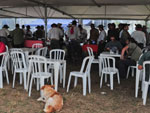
[37,85,63,113]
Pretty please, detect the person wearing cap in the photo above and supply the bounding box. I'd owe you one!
[25,25,32,39]
[0,24,10,45]
[67,20,81,62]
[89,24,99,44]
[142,26,149,45]
[34,26,43,39]
[97,25,106,54]
[105,35,122,52]
[78,24,87,43]
[107,23,119,42]
[131,24,146,49]
[47,23,63,49]
[11,24,24,48]
[120,23,131,47]
[118,38,142,78]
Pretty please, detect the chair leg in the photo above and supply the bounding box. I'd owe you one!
[50,76,53,85]
[67,74,72,93]
[126,67,130,79]
[23,72,27,90]
[20,73,23,85]
[135,69,140,98]
[132,68,134,77]
[143,83,149,105]
[110,74,113,90]
[37,78,40,91]
[60,67,63,84]
[5,69,9,84]
[88,75,91,93]
[29,77,33,97]
[117,71,120,84]
[100,73,104,88]
[40,78,45,97]
[12,72,16,88]
[74,77,78,87]
[83,76,87,96]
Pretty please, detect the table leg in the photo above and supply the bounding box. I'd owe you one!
[54,62,60,91]
[63,61,66,88]
[0,67,3,88]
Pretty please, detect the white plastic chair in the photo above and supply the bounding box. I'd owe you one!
[32,43,43,49]
[99,56,120,90]
[87,47,101,76]
[67,56,94,96]
[0,52,9,88]
[36,47,48,57]
[28,55,53,97]
[10,51,28,89]
[49,49,65,84]
[142,61,150,105]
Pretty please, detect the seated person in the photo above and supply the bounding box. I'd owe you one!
[138,49,150,81]
[105,36,122,52]
[118,38,142,78]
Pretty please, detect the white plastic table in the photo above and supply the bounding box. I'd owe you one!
[100,52,121,58]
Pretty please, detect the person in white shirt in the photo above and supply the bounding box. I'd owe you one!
[48,23,63,49]
[0,25,10,45]
[131,24,146,49]
[67,20,81,62]
[97,25,106,54]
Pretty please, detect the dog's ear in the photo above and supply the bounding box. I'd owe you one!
[41,85,45,90]
[50,85,55,88]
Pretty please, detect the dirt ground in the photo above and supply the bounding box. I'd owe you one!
[0,63,150,113]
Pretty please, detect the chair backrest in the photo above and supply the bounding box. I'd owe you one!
[99,56,116,72]
[0,52,9,68]
[36,47,48,57]
[143,61,150,82]
[80,56,94,74]
[5,45,9,52]
[9,48,23,52]
[49,49,65,60]
[28,55,48,76]
[32,43,43,49]
[87,47,94,57]
[10,51,27,70]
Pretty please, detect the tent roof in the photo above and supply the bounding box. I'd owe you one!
[0,0,150,20]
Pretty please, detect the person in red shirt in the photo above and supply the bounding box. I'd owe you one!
[0,41,6,53]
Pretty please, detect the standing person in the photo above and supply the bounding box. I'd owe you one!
[67,20,81,62]
[11,24,24,48]
[47,23,63,49]
[0,25,10,45]
[131,24,146,49]
[57,23,64,49]
[78,24,87,43]
[97,25,106,54]
[25,25,32,39]
[120,24,131,47]
[142,25,149,46]
[118,38,142,78]
[89,24,99,44]
[34,26,43,39]
[41,25,45,38]
[107,23,118,42]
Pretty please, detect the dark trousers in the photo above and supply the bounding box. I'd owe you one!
[98,42,106,56]
[13,43,24,48]
[118,59,136,78]
[51,40,60,49]
[0,37,8,46]
[68,40,82,62]
[145,65,150,81]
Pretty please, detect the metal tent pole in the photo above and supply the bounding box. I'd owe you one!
[44,5,48,40]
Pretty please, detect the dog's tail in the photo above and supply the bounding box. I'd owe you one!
[44,105,55,113]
